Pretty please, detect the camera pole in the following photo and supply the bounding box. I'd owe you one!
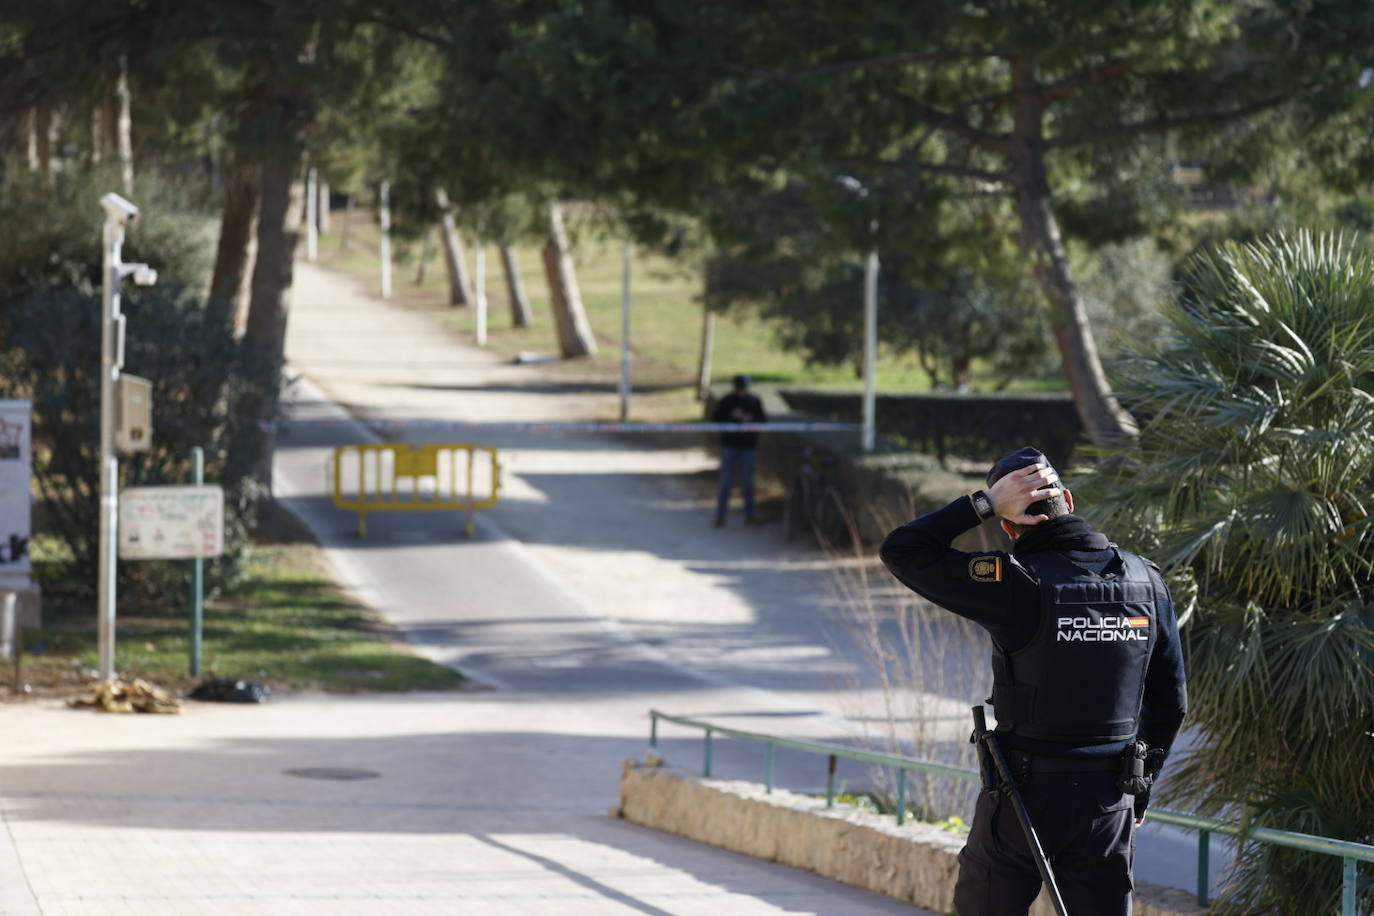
[97,204,126,681]
[97,193,156,682]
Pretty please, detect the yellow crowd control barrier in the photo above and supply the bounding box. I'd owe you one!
[331,443,502,537]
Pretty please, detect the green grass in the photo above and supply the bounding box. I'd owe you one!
[18,517,465,696]
[313,214,1066,419]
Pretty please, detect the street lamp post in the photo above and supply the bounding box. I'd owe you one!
[835,175,880,453]
[862,245,878,453]
[97,192,157,681]
[619,240,632,421]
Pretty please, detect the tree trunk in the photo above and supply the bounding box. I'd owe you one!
[115,54,133,193]
[415,227,437,285]
[434,188,473,305]
[339,194,353,248]
[33,103,51,184]
[696,308,716,401]
[501,244,533,327]
[244,152,300,373]
[23,108,38,171]
[317,179,330,232]
[541,201,597,357]
[1009,58,1136,446]
[89,102,102,163]
[208,158,261,326]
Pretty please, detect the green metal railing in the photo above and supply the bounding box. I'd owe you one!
[648,709,1374,915]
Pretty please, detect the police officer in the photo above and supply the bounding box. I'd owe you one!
[879,446,1186,916]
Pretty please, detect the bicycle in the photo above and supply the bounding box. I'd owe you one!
[783,446,855,550]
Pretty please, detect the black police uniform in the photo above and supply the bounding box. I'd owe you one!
[879,463,1187,916]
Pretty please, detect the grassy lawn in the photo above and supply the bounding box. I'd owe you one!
[312,212,1066,422]
[14,510,465,699]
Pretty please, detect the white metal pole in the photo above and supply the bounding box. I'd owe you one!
[98,214,124,681]
[862,248,879,453]
[619,240,632,421]
[305,167,318,263]
[379,180,392,299]
[474,229,487,346]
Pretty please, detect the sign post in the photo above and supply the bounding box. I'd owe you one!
[117,476,224,676]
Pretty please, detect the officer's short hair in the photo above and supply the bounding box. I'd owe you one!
[989,446,1070,527]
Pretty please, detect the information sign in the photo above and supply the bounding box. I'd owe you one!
[0,401,32,581]
[118,485,225,560]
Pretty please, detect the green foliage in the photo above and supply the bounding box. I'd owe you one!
[1083,231,1374,915]
[0,166,211,314]
[701,179,1051,388]
[0,286,276,603]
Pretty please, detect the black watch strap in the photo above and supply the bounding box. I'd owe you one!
[970,490,995,521]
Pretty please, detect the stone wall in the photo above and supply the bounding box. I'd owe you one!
[616,757,1207,916]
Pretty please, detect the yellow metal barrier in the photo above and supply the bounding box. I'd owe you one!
[331,443,501,537]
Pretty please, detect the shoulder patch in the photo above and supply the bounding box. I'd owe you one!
[968,555,1003,583]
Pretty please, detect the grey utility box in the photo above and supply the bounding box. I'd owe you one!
[116,373,153,453]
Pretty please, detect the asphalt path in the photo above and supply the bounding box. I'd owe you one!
[277,261,1229,899]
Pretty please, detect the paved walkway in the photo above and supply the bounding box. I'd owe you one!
[0,263,934,914]
[0,693,922,915]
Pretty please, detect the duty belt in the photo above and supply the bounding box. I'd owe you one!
[1008,750,1119,774]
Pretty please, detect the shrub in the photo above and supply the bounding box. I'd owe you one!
[0,286,276,603]
[1085,231,1374,915]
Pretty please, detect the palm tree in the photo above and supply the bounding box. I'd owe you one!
[1083,231,1374,915]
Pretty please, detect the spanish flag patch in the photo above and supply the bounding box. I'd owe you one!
[1126,616,1150,628]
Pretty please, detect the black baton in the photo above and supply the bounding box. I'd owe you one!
[972,705,1070,916]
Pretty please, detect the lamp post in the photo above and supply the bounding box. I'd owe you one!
[835,176,880,453]
[862,244,878,453]
[97,192,157,681]
[619,240,632,421]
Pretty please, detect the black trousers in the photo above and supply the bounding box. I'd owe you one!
[953,771,1135,916]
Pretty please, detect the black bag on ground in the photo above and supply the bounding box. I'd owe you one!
[189,677,271,703]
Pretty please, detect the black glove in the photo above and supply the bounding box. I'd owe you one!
[1134,786,1151,820]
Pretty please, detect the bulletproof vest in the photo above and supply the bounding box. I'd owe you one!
[990,547,1158,745]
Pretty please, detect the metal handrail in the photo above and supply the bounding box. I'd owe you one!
[648,709,1373,914]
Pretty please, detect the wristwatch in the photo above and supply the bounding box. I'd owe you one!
[970,490,996,521]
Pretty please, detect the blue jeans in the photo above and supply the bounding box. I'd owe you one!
[716,446,757,521]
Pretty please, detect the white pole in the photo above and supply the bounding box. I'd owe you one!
[474,228,487,346]
[619,240,632,421]
[98,211,124,681]
[862,247,879,453]
[379,180,392,299]
[305,167,318,263]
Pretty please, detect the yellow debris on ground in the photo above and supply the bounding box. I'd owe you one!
[69,678,183,714]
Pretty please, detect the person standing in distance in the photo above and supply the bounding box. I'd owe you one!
[879,447,1186,916]
[711,374,767,527]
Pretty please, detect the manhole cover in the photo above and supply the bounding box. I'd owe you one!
[283,767,381,781]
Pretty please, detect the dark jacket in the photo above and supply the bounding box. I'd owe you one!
[711,392,767,449]
[879,499,1187,814]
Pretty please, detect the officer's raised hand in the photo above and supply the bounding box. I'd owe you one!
[986,462,1062,526]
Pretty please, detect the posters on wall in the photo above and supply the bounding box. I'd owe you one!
[0,401,31,585]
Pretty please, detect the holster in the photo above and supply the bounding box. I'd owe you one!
[1116,740,1165,795]
[971,728,997,789]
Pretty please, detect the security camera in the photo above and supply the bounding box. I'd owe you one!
[100,192,139,226]
[131,265,158,286]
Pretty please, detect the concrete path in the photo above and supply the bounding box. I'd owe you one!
[0,693,923,915]
[274,262,1221,894]
[0,264,935,913]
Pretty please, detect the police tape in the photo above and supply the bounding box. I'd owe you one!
[284,419,858,434]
